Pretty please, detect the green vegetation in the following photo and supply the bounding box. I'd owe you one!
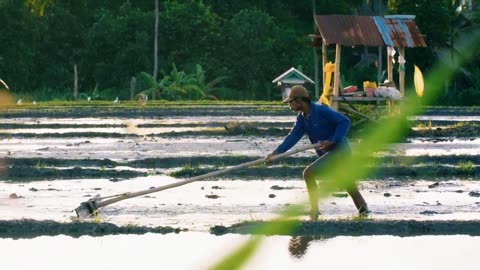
[410,121,480,137]
[169,164,211,178]
[1,1,480,269]
[34,160,46,169]
[1,1,479,104]
[458,160,474,175]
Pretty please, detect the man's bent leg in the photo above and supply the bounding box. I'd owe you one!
[303,153,332,219]
[346,185,369,216]
[303,170,319,219]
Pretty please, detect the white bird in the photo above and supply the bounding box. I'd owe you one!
[87,96,91,102]
[113,97,119,103]
[16,99,22,105]
[33,101,37,105]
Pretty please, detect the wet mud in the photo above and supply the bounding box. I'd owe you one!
[2,154,479,181]
[3,166,147,182]
[421,107,480,116]
[1,122,479,139]
[409,123,480,138]
[210,219,480,237]
[0,219,185,239]
[1,105,480,238]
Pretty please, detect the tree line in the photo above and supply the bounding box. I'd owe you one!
[0,0,478,104]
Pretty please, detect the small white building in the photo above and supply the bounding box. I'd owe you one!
[272,67,314,101]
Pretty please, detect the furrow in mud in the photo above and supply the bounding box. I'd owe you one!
[210,219,480,237]
[3,155,480,169]
[2,155,480,181]
[0,219,186,239]
[3,219,480,239]
[1,124,479,138]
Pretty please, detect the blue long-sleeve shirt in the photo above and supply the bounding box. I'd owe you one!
[275,102,351,156]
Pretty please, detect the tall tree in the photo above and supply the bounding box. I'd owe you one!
[153,0,159,99]
[153,0,159,81]
[0,0,40,91]
[157,0,221,77]
[82,2,152,93]
[312,0,320,98]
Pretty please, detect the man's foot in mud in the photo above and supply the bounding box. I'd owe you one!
[358,206,371,218]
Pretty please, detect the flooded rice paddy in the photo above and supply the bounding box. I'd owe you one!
[1,105,479,269]
[2,234,479,270]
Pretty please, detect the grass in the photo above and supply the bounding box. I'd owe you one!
[3,99,286,108]
[34,160,46,169]
[169,164,210,178]
[458,160,474,175]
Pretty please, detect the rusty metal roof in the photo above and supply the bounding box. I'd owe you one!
[373,15,427,48]
[312,15,426,48]
[314,15,385,46]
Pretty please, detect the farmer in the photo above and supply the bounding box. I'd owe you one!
[266,85,368,220]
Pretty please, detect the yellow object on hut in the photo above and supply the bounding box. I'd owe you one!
[319,62,336,106]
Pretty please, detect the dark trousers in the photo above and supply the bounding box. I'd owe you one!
[303,146,367,213]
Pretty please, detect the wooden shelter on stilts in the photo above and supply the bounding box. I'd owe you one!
[310,15,427,116]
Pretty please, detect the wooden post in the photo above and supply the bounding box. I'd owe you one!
[73,64,78,100]
[312,1,319,99]
[313,46,320,99]
[399,47,405,96]
[332,44,341,111]
[130,77,136,100]
[387,48,393,82]
[153,0,159,100]
[377,46,383,83]
[322,42,327,88]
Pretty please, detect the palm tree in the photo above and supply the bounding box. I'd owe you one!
[138,64,227,100]
[191,64,228,100]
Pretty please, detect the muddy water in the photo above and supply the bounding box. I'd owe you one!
[1,112,480,226]
[394,138,480,156]
[1,233,478,270]
[1,107,480,269]
[2,177,480,231]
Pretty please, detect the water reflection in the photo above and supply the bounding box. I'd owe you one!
[289,235,314,258]
[1,233,479,269]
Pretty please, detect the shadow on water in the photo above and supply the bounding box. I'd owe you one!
[288,235,325,259]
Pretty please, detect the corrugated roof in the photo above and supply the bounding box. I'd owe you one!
[373,15,427,48]
[314,15,385,46]
[312,15,426,48]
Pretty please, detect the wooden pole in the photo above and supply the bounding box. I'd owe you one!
[399,47,405,96]
[387,48,393,82]
[377,46,383,83]
[312,0,319,99]
[322,42,327,88]
[153,0,159,100]
[75,143,321,216]
[332,44,341,111]
[314,46,320,99]
[130,77,136,100]
[73,64,78,100]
